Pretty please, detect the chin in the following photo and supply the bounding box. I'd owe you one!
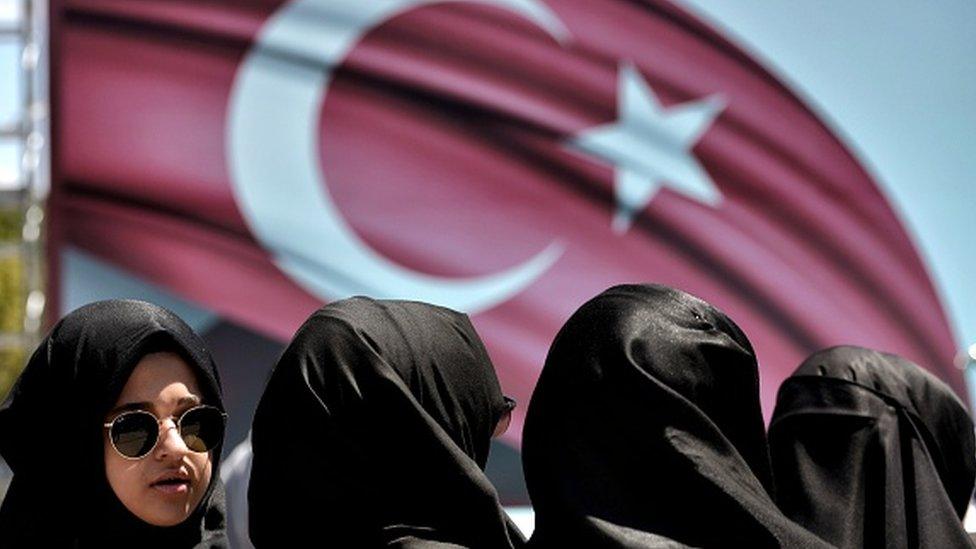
[135,485,202,527]
[140,502,195,527]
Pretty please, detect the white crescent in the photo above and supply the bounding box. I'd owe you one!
[227,0,568,313]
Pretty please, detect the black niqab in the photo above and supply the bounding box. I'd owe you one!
[522,284,829,548]
[0,299,228,547]
[769,345,976,548]
[248,297,522,548]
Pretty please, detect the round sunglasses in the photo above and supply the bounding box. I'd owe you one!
[103,405,227,460]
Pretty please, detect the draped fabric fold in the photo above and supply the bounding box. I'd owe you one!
[522,284,829,548]
[248,296,523,548]
[55,0,962,440]
[769,345,976,548]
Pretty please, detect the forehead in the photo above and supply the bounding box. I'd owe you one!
[114,351,202,405]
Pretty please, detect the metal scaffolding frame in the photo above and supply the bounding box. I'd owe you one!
[0,0,48,399]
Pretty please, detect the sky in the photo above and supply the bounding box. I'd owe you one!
[1,0,25,188]
[680,0,976,364]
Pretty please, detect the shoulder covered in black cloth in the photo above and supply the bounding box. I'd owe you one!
[0,299,228,548]
[770,344,976,548]
[248,296,523,548]
[522,284,831,548]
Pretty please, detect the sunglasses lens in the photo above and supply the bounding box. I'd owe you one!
[111,413,158,458]
[179,407,225,453]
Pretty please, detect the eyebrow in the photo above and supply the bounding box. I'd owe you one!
[107,395,203,417]
[176,395,203,408]
[108,401,152,416]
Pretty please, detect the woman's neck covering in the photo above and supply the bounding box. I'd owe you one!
[769,345,976,548]
[522,284,830,548]
[0,299,228,548]
[248,296,523,548]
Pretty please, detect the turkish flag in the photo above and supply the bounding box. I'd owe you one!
[53,0,962,441]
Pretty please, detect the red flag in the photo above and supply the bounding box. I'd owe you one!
[54,0,962,441]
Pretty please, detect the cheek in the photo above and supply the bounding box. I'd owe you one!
[189,451,214,507]
[104,437,145,509]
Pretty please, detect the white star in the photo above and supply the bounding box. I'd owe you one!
[568,63,725,233]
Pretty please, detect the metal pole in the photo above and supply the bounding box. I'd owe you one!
[0,0,48,400]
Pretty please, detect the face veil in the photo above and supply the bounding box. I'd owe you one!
[248,297,522,548]
[0,299,227,548]
[769,345,976,548]
[521,284,829,548]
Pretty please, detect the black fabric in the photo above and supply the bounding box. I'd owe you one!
[522,284,830,548]
[769,345,976,548]
[248,296,523,548]
[0,299,228,548]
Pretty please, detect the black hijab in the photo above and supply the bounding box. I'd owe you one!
[522,284,830,548]
[0,299,228,548]
[248,297,523,548]
[769,345,976,548]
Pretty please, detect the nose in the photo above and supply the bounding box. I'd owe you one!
[154,418,189,460]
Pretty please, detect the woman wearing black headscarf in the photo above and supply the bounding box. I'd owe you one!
[248,297,522,548]
[0,300,228,547]
[769,345,976,548]
[522,284,829,548]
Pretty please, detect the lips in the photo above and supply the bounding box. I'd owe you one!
[150,471,191,495]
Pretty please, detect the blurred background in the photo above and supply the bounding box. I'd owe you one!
[1,0,974,544]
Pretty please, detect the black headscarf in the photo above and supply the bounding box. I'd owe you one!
[522,284,830,548]
[248,297,523,548]
[0,299,228,548]
[769,345,976,548]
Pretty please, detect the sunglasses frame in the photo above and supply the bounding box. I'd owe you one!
[103,404,227,460]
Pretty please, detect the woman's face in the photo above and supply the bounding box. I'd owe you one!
[104,352,214,526]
